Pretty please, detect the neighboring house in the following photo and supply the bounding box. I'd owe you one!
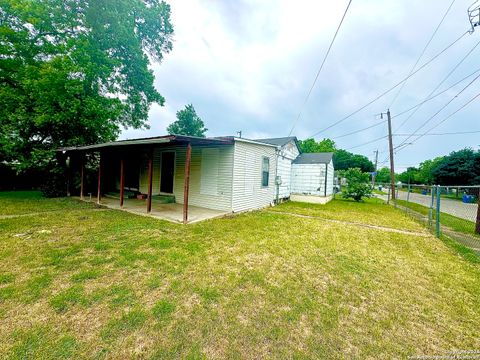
[256,137,335,204]
[290,152,335,204]
[255,137,300,199]
[61,134,334,223]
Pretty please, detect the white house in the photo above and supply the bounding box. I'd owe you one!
[62,134,334,223]
[256,137,335,204]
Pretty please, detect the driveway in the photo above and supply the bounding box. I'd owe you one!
[378,191,479,222]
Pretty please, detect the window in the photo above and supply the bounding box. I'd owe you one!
[261,157,269,187]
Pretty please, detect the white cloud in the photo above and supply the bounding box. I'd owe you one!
[121,0,480,167]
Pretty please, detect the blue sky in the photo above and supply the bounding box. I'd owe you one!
[121,0,480,172]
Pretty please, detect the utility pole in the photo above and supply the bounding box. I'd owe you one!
[386,109,396,200]
[372,149,379,187]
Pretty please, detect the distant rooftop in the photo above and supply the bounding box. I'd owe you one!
[292,152,334,164]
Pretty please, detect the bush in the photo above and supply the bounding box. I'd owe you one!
[341,168,372,202]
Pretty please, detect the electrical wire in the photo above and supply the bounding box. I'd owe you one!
[394,37,480,132]
[388,0,457,108]
[307,30,469,138]
[394,130,480,136]
[288,0,353,136]
[395,72,480,150]
[345,135,388,151]
[331,119,386,139]
[391,67,480,119]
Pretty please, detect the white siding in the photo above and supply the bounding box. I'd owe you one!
[325,160,335,196]
[139,145,234,212]
[291,163,327,196]
[232,141,277,212]
[276,140,300,198]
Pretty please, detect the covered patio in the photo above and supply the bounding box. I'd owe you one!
[96,197,229,223]
[61,135,234,224]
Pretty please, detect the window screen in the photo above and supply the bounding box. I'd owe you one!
[261,157,269,187]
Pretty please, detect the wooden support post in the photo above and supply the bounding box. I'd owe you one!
[80,158,85,200]
[119,158,125,208]
[183,143,192,224]
[476,189,480,234]
[147,151,153,213]
[97,153,102,204]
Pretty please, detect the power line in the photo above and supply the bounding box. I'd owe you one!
[288,0,353,136]
[331,119,386,139]
[408,91,480,144]
[391,67,480,119]
[388,0,457,108]
[394,37,480,132]
[329,68,480,141]
[394,130,480,136]
[382,91,480,159]
[395,72,480,149]
[345,135,388,151]
[308,30,468,138]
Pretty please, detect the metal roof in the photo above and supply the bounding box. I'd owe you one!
[292,152,334,164]
[59,135,235,152]
[255,136,298,147]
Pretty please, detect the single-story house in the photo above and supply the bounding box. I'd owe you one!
[61,134,334,223]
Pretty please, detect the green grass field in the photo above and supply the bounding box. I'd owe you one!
[1,192,479,359]
[395,199,480,238]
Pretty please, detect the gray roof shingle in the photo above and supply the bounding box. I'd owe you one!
[292,152,334,164]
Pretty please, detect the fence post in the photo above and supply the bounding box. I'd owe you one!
[406,183,411,214]
[435,185,441,237]
[476,187,480,234]
[387,186,391,204]
[428,185,434,226]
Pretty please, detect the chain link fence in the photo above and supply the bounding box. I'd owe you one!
[375,183,480,255]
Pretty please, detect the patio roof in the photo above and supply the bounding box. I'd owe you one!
[58,134,234,152]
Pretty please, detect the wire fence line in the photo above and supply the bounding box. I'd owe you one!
[375,183,480,254]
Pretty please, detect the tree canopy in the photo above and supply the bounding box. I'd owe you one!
[394,148,480,185]
[167,104,207,137]
[298,138,336,153]
[298,138,374,172]
[0,0,174,171]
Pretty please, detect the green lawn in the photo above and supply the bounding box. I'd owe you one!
[396,199,480,238]
[1,192,479,359]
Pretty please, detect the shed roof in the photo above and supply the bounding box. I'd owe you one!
[292,152,334,164]
[255,136,298,147]
[59,135,234,152]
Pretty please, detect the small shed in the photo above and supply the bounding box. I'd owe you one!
[291,152,334,204]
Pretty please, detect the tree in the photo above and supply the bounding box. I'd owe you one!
[341,168,372,202]
[397,167,420,184]
[333,149,375,173]
[431,148,480,185]
[0,0,174,172]
[298,138,336,153]
[416,157,444,184]
[167,104,207,137]
[375,167,391,183]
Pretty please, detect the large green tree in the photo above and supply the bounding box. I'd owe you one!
[431,148,480,185]
[333,149,375,173]
[298,138,336,153]
[0,0,174,171]
[167,104,207,137]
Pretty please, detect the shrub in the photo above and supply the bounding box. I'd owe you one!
[341,168,372,202]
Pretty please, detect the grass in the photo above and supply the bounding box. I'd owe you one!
[396,199,480,238]
[0,192,480,358]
